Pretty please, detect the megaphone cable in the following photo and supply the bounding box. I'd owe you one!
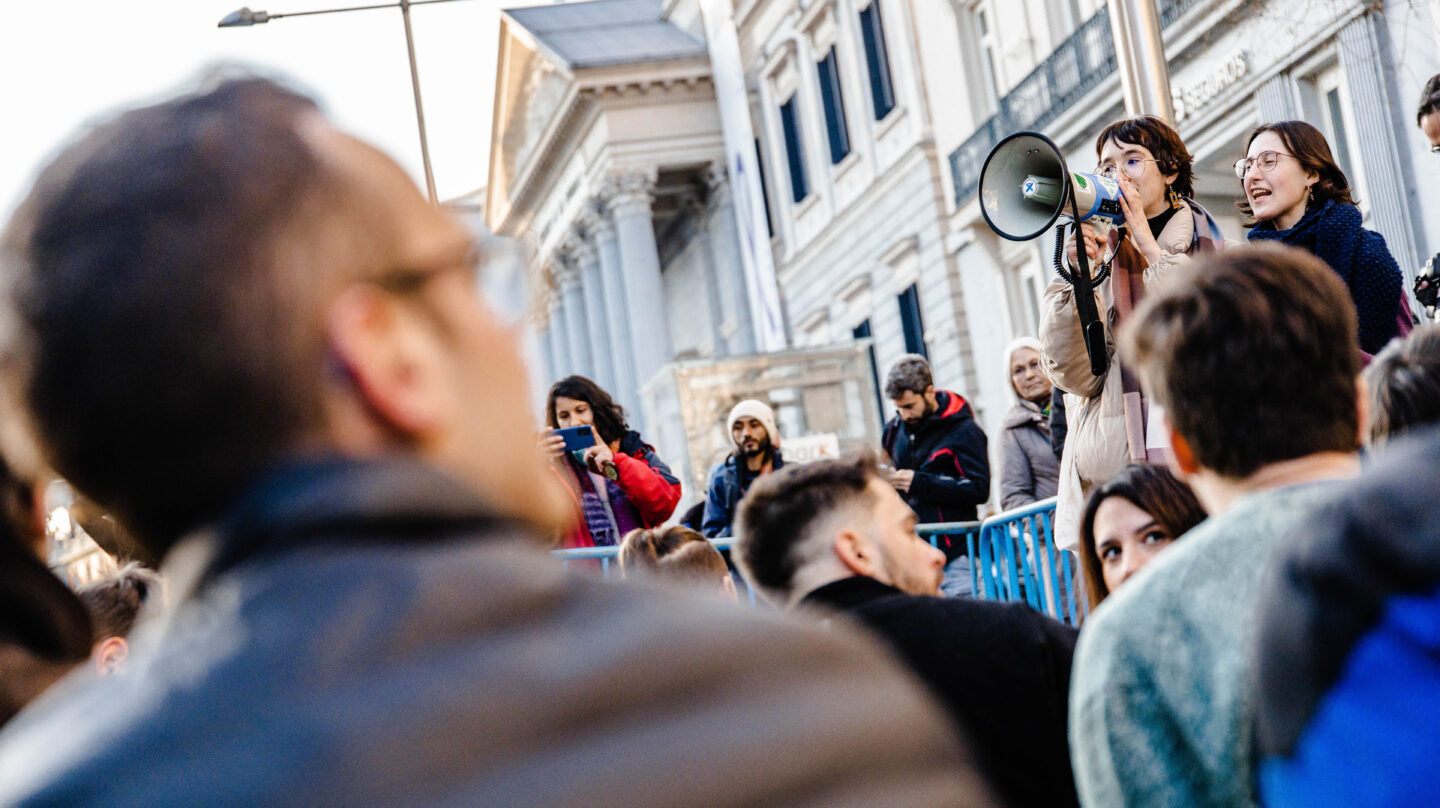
[1051,223,1113,288]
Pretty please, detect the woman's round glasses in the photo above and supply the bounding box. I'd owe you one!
[1234,150,1296,179]
[1094,157,1157,180]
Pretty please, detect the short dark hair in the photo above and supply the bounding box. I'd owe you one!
[1417,74,1440,126]
[78,562,162,640]
[1120,244,1360,479]
[1362,325,1440,447]
[618,525,728,587]
[545,375,629,445]
[734,455,879,604]
[0,76,329,556]
[1078,464,1206,609]
[1238,121,1356,225]
[884,354,933,399]
[1095,115,1195,199]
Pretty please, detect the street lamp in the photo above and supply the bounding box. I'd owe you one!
[220,0,479,206]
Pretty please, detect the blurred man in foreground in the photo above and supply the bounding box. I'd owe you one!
[0,75,991,807]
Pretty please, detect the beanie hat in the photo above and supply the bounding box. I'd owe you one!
[1003,336,1045,399]
[728,400,780,449]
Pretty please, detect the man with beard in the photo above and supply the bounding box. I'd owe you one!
[880,355,989,596]
[701,400,785,537]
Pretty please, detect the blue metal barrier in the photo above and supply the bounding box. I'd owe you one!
[549,503,1084,623]
[973,498,1087,625]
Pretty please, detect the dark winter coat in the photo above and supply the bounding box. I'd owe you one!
[0,458,993,807]
[701,450,786,538]
[802,575,1080,808]
[881,390,990,528]
[1247,199,1408,354]
[1000,399,1060,510]
[1254,428,1440,807]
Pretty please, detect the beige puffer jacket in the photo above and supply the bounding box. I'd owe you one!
[1040,210,1198,550]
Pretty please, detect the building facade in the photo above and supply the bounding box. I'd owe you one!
[490,0,1440,512]
[921,0,1440,426]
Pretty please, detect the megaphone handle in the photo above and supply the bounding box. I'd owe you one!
[1066,197,1111,379]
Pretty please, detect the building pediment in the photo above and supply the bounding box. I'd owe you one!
[487,0,711,232]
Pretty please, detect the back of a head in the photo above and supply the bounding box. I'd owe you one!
[1363,325,1440,448]
[78,562,163,640]
[734,457,875,605]
[885,354,932,399]
[0,76,331,557]
[1121,244,1360,479]
[618,526,728,589]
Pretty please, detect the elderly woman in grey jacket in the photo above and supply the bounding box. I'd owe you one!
[1000,337,1060,510]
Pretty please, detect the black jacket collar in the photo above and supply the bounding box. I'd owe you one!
[202,456,510,585]
[801,575,907,612]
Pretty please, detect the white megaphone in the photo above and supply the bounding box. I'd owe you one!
[978,131,1124,241]
[978,131,1114,378]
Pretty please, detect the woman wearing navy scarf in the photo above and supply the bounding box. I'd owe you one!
[1239,120,1408,355]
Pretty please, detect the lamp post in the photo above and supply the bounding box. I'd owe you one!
[1106,0,1175,123]
[220,0,477,206]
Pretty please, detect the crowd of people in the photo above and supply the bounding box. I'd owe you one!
[1,68,1439,807]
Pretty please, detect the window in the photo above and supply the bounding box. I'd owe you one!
[853,319,885,426]
[897,283,927,358]
[753,137,775,237]
[859,1,896,121]
[816,47,851,164]
[779,96,810,203]
[1324,88,1355,184]
[974,3,1002,105]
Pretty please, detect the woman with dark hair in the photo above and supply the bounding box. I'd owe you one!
[1239,120,1408,354]
[541,375,681,550]
[1078,464,1206,608]
[1041,115,1224,550]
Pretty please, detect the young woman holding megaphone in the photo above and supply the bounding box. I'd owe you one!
[1039,115,1227,553]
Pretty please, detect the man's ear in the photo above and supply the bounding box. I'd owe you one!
[94,636,128,676]
[1167,418,1201,478]
[325,285,445,439]
[831,528,879,579]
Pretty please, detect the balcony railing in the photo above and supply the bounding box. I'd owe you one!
[949,0,1200,208]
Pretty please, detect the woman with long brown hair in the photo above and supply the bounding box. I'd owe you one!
[1239,120,1408,354]
[1077,464,1206,609]
[540,375,681,550]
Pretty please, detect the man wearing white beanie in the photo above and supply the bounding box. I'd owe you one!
[701,400,785,537]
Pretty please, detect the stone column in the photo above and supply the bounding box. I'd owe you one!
[536,320,556,385]
[1255,74,1300,121]
[571,230,615,391]
[707,163,756,355]
[587,203,639,413]
[554,255,592,380]
[602,170,673,394]
[1338,12,1421,281]
[684,192,729,357]
[546,286,571,379]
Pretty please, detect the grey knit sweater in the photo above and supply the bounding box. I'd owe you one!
[1069,481,1341,808]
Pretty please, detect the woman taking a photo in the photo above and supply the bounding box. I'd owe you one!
[1040,115,1224,549]
[541,375,681,550]
[1239,120,1407,354]
[1078,464,1206,608]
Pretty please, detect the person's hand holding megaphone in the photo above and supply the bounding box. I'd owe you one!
[1065,223,1106,270]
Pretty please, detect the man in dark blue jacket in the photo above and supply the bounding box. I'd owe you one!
[880,355,989,594]
[701,399,785,537]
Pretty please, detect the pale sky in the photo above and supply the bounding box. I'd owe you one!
[0,0,505,219]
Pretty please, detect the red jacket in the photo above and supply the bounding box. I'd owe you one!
[556,431,681,549]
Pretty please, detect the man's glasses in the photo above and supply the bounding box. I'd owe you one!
[1094,156,1158,180]
[1234,150,1296,179]
[371,235,535,330]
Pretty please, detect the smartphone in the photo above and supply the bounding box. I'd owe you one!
[554,426,597,452]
